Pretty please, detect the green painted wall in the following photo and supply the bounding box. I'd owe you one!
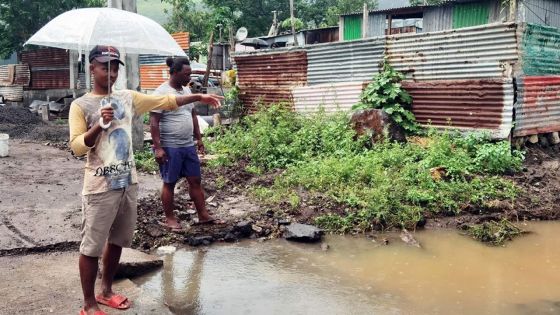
[452,2,489,29]
[344,16,362,41]
[522,23,560,76]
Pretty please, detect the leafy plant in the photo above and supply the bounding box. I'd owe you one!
[222,86,244,118]
[353,61,419,133]
[135,144,158,173]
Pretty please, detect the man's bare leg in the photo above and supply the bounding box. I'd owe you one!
[79,254,102,314]
[100,243,122,298]
[187,176,212,222]
[161,182,181,229]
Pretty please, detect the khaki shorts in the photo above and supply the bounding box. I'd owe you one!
[80,184,138,257]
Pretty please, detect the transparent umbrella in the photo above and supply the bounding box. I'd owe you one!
[25,7,186,56]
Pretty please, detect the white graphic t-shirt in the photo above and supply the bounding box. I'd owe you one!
[69,90,177,195]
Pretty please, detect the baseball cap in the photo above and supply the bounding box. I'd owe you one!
[89,45,125,65]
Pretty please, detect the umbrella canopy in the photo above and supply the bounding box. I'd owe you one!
[241,38,269,49]
[25,7,186,56]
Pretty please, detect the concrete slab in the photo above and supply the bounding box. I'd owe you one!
[115,248,163,279]
[0,251,171,314]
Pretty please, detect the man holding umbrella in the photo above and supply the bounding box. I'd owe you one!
[69,45,222,315]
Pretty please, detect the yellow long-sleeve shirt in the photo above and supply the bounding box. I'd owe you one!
[68,90,177,195]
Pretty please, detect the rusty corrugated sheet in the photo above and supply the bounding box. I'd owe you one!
[0,65,29,86]
[403,78,513,138]
[0,85,24,102]
[514,76,560,137]
[234,50,307,111]
[21,48,70,90]
[171,32,190,50]
[21,48,68,68]
[387,23,518,81]
[306,38,384,85]
[293,82,363,114]
[140,64,169,90]
[239,88,294,113]
[27,70,70,90]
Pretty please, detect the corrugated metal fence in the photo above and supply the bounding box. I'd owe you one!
[233,22,560,138]
[514,23,560,137]
[386,23,518,81]
[519,23,560,75]
[306,38,384,85]
[234,49,307,112]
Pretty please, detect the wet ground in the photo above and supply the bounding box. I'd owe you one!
[2,222,557,314]
[134,221,560,315]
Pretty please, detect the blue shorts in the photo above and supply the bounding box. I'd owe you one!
[157,146,201,184]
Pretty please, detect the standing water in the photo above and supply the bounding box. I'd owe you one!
[135,222,560,315]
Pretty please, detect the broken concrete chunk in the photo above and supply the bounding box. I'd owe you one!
[115,248,163,279]
[283,223,324,243]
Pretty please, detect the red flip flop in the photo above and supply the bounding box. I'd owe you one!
[79,309,108,315]
[95,294,131,310]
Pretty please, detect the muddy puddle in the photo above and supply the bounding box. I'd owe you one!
[134,221,560,315]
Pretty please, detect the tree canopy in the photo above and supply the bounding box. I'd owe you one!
[0,0,104,58]
[164,0,379,42]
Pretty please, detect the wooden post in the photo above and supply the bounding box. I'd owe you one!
[203,31,214,88]
[388,14,393,35]
[362,2,368,39]
[339,15,345,41]
[509,0,518,22]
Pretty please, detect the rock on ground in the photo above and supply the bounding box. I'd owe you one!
[351,108,407,143]
[283,223,324,243]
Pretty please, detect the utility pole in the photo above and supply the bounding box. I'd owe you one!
[289,0,298,46]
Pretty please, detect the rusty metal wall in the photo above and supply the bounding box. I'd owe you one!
[140,64,169,90]
[0,85,24,102]
[514,76,560,136]
[21,48,70,90]
[306,38,384,85]
[403,78,514,138]
[293,82,364,114]
[386,23,518,81]
[234,50,307,111]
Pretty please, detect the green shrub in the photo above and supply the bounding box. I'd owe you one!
[208,104,367,171]
[353,61,419,133]
[207,105,525,232]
